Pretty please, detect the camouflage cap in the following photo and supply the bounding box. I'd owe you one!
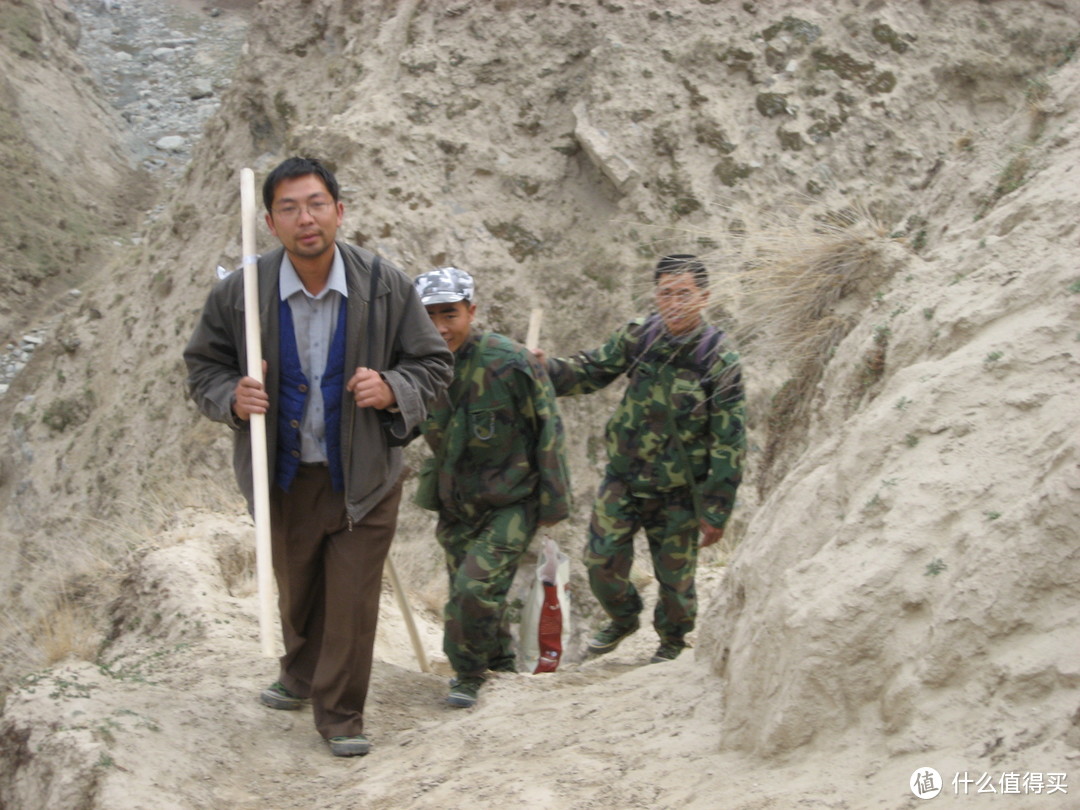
[414,266,475,305]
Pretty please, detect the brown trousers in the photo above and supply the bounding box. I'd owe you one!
[269,466,401,739]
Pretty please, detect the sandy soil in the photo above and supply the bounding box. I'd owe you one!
[2,1,1080,808]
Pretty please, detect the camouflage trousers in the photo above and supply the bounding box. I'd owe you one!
[585,473,700,645]
[436,500,538,677]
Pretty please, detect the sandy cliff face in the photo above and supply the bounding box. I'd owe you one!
[1,0,1079,807]
[701,54,1080,764]
[0,0,139,344]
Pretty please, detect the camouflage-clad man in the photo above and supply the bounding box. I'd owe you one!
[539,255,745,663]
[415,267,571,707]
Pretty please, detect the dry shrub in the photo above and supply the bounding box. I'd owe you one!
[707,200,896,497]
[733,206,888,362]
[605,199,898,502]
[0,482,237,690]
[37,596,100,665]
[0,592,101,679]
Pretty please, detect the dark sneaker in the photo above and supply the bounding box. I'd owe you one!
[650,641,686,663]
[328,735,371,757]
[446,676,484,708]
[259,681,306,710]
[586,618,641,654]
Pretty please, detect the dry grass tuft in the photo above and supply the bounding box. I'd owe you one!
[618,197,899,500]
[0,479,243,691]
[724,203,889,362]
[37,596,101,666]
[697,198,898,496]
[0,590,101,681]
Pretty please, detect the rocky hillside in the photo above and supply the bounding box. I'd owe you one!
[1,0,1079,807]
[0,0,139,357]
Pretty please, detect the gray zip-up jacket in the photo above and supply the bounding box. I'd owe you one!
[183,242,453,522]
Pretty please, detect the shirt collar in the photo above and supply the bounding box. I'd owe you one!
[278,246,348,301]
[455,328,481,358]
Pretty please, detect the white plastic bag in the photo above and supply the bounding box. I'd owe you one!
[518,538,571,673]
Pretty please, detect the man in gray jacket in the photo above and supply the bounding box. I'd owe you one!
[184,157,452,757]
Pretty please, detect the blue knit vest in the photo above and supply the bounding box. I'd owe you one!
[275,298,348,492]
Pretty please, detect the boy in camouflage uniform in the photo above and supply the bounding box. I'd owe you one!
[540,255,745,663]
[414,267,571,707]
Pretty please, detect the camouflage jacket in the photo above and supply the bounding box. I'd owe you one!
[546,315,745,528]
[421,330,571,525]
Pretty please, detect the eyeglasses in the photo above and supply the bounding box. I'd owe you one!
[271,198,334,220]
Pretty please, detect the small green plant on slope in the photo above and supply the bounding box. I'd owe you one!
[925,558,947,576]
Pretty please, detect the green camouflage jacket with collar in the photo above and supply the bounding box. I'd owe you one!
[421,330,571,526]
[546,315,744,528]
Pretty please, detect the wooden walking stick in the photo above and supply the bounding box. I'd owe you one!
[386,558,431,673]
[526,307,543,352]
[240,167,277,658]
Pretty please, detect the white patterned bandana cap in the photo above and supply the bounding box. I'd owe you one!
[414,267,474,305]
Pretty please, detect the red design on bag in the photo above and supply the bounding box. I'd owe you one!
[533,582,563,673]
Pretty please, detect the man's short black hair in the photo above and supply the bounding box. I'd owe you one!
[655,254,708,288]
[262,156,340,211]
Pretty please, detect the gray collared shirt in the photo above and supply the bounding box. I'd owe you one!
[279,248,348,463]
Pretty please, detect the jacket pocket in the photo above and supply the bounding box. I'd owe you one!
[671,376,707,419]
[468,405,500,442]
